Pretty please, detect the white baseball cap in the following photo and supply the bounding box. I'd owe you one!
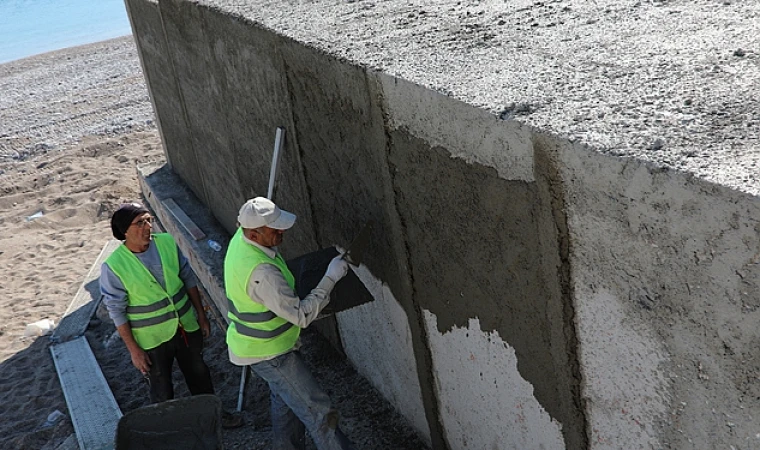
[237,197,296,230]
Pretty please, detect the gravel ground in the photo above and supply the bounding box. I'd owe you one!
[0,37,154,163]
[87,300,429,450]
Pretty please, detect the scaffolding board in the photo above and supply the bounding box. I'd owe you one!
[51,336,123,450]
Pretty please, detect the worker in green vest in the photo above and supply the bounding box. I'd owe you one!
[101,202,242,428]
[225,197,354,450]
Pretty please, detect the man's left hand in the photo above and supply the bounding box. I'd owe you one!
[198,315,211,338]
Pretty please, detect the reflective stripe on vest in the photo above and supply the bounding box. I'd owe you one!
[127,287,187,315]
[231,319,294,339]
[224,228,300,358]
[129,288,191,328]
[226,298,277,323]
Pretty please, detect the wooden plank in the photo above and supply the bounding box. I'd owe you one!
[163,197,206,240]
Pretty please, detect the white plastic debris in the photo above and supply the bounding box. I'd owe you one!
[25,211,44,221]
[42,410,65,428]
[207,239,222,252]
[24,318,55,337]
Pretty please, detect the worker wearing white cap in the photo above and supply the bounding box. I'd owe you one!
[224,197,354,450]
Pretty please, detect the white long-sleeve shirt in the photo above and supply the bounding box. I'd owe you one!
[229,234,337,366]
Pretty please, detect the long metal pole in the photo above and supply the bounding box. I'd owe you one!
[239,127,285,413]
[267,127,286,200]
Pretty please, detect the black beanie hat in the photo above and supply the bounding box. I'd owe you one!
[111,203,150,240]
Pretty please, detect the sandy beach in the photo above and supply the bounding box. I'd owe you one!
[0,36,425,449]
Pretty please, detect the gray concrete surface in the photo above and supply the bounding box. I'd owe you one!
[125,1,760,449]
[182,0,760,197]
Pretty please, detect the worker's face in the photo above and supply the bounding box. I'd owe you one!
[124,213,153,246]
[251,226,284,248]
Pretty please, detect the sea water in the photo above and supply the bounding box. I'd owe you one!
[0,0,132,64]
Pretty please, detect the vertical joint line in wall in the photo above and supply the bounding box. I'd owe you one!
[156,0,211,207]
[374,76,450,450]
[534,135,590,449]
[283,60,324,248]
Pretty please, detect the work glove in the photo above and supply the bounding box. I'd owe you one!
[325,255,349,282]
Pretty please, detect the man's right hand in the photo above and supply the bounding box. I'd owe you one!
[129,348,152,375]
[325,255,349,282]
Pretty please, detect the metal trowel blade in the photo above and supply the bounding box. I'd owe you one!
[342,221,374,266]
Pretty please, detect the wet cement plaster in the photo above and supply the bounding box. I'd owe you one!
[272,34,450,447]
[388,129,585,448]
[533,133,592,449]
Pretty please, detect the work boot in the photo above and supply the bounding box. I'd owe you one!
[221,410,244,429]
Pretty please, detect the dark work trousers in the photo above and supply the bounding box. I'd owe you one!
[144,328,214,403]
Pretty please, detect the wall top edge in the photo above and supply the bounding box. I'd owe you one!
[191,0,760,196]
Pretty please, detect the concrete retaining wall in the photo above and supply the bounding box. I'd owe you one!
[125,1,760,448]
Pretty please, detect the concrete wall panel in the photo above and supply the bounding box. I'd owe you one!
[554,135,760,448]
[378,74,534,182]
[336,265,430,443]
[574,285,669,449]
[158,0,243,229]
[276,40,443,444]
[124,0,207,204]
[424,311,565,450]
[195,12,317,253]
[277,39,394,260]
[386,124,583,447]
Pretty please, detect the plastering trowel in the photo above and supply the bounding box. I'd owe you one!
[341,220,374,266]
[286,221,375,317]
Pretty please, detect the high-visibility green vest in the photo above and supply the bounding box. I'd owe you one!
[105,233,199,350]
[224,228,300,358]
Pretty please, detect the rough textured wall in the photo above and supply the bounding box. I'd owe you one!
[386,124,575,444]
[379,75,585,449]
[152,0,318,256]
[272,36,443,442]
[124,0,206,203]
[126,1,760,449]
[156,0,242,228]
[541,132,760,449]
